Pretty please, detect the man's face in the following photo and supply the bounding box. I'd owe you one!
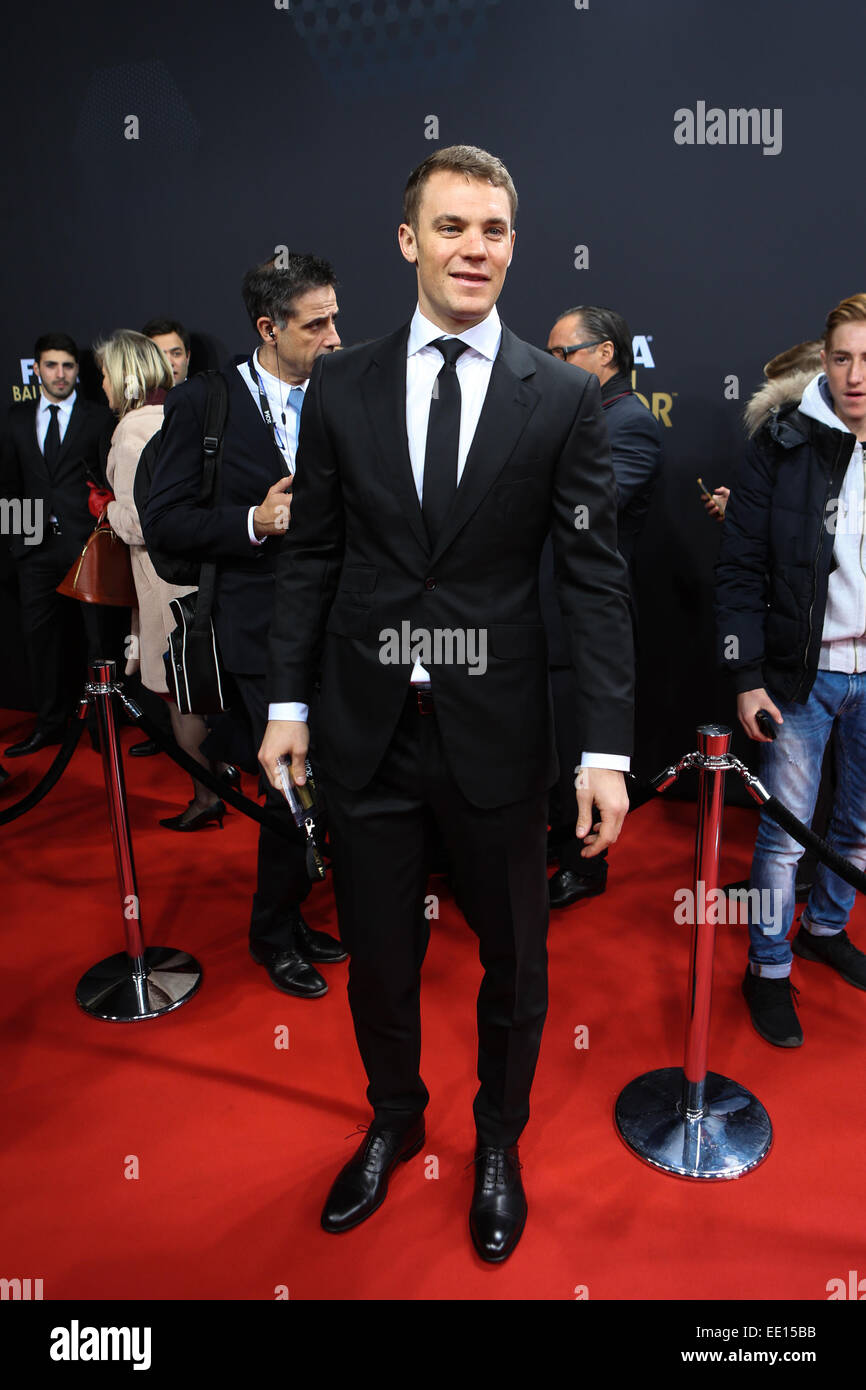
[149,331,190,384]
[265,285,340,383]
[546,314,613,381]
[822,322,866,436]
[398,170,515,333]
[34,351,77,401]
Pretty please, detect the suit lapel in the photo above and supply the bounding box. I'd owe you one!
[55,396,86,468]
[429,325,539,565]
[21,401,50,486]
[362,323,429,555]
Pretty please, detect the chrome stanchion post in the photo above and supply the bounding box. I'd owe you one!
[681,724,728,1119]
[76,659,203,1021]
[614,723,772,1179]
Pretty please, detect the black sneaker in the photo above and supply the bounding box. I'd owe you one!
[792,927,866,990]
[742,968,803,1047]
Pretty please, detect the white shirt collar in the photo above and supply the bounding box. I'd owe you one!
[252,348,308,396]
[407,304,501,361]
[39,387,76,416]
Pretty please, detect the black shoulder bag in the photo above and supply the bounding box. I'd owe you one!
[163,373,230,715]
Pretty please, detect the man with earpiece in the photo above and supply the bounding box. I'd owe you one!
[143,252,345,997]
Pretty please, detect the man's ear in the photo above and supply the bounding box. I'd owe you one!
[32,361,42,381]
[398,222,418,265]
[256,315,277,344]
[507,228,516,267]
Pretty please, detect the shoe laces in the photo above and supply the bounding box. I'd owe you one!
[342,1122,408,1170]
[765,976,800,1009]
[465,1148,523,1190]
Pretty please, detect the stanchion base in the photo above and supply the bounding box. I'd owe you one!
[76,947,202,1021]
[615,1066,772,1179]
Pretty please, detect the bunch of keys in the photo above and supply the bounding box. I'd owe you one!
[276,756,326,881]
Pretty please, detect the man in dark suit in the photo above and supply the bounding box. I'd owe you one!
[0,333,115,754]
[543,305,661,909]
[143,254,345,995]
[259,147,634,1261]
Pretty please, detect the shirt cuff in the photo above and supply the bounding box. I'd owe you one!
[248,505,265,546]
[579,753,631,772]
[268,702,309,723]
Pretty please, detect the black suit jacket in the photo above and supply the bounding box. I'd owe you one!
[268,321,634,809]
[142,363,289,676]
[0,395,114,559]
[541,377,661,666]
[603,378,662,568]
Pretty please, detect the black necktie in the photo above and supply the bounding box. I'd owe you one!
[422,337,468,544]
[43,404,61,473]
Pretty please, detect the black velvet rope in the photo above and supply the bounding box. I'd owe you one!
[4,709,864,901]
[120,702,299,840]
[761,794,866,897]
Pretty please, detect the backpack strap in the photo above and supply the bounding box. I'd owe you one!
[199,370,229,504]
[192,371,230,630]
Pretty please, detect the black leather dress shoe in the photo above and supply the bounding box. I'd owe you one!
[321,1116,425,1233]
[4,727,65,757]
[249,945,328,998]
[294,911,348,963]
[129,738,159,758]
[469,1144,527,1263]
[548,864,608,909]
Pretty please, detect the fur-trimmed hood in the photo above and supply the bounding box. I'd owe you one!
[743,368,819,436]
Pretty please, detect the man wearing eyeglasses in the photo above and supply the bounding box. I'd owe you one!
[542,305,661,909]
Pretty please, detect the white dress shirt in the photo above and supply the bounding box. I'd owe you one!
[37,388,77,524]
[237,350,307,545]
[406,305,500,684]
[36,388,76,450]
[268,306,629,773]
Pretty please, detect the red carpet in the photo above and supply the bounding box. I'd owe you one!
[2,708,865,1302]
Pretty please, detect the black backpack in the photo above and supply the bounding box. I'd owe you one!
[135,371,229,586]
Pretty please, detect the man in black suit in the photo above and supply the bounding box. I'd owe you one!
[543,305,661,909]
[0,333,114,754]
[259,147,634,1261]
[143,254,345,996]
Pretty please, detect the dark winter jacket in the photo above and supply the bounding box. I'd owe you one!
[715,401,857,702]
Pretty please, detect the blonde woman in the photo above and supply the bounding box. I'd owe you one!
[97,330,225,830]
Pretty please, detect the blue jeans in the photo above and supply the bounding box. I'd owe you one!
[748,670,866,977]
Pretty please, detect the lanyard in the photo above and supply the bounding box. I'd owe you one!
[248,354,293,475]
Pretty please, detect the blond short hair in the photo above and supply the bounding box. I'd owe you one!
[95,330,172,417]
[824,294,866,350]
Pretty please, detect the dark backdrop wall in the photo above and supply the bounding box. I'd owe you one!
[1,0,859,790]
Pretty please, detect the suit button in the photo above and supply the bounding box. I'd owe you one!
[424,577,437,591]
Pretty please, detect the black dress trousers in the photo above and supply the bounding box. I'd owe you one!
[229,671,312,954]
[323,690,550,1149]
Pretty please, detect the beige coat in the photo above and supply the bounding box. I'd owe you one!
[105,405,195,693]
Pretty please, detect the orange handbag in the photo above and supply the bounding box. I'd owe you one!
[56,516,137,607]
